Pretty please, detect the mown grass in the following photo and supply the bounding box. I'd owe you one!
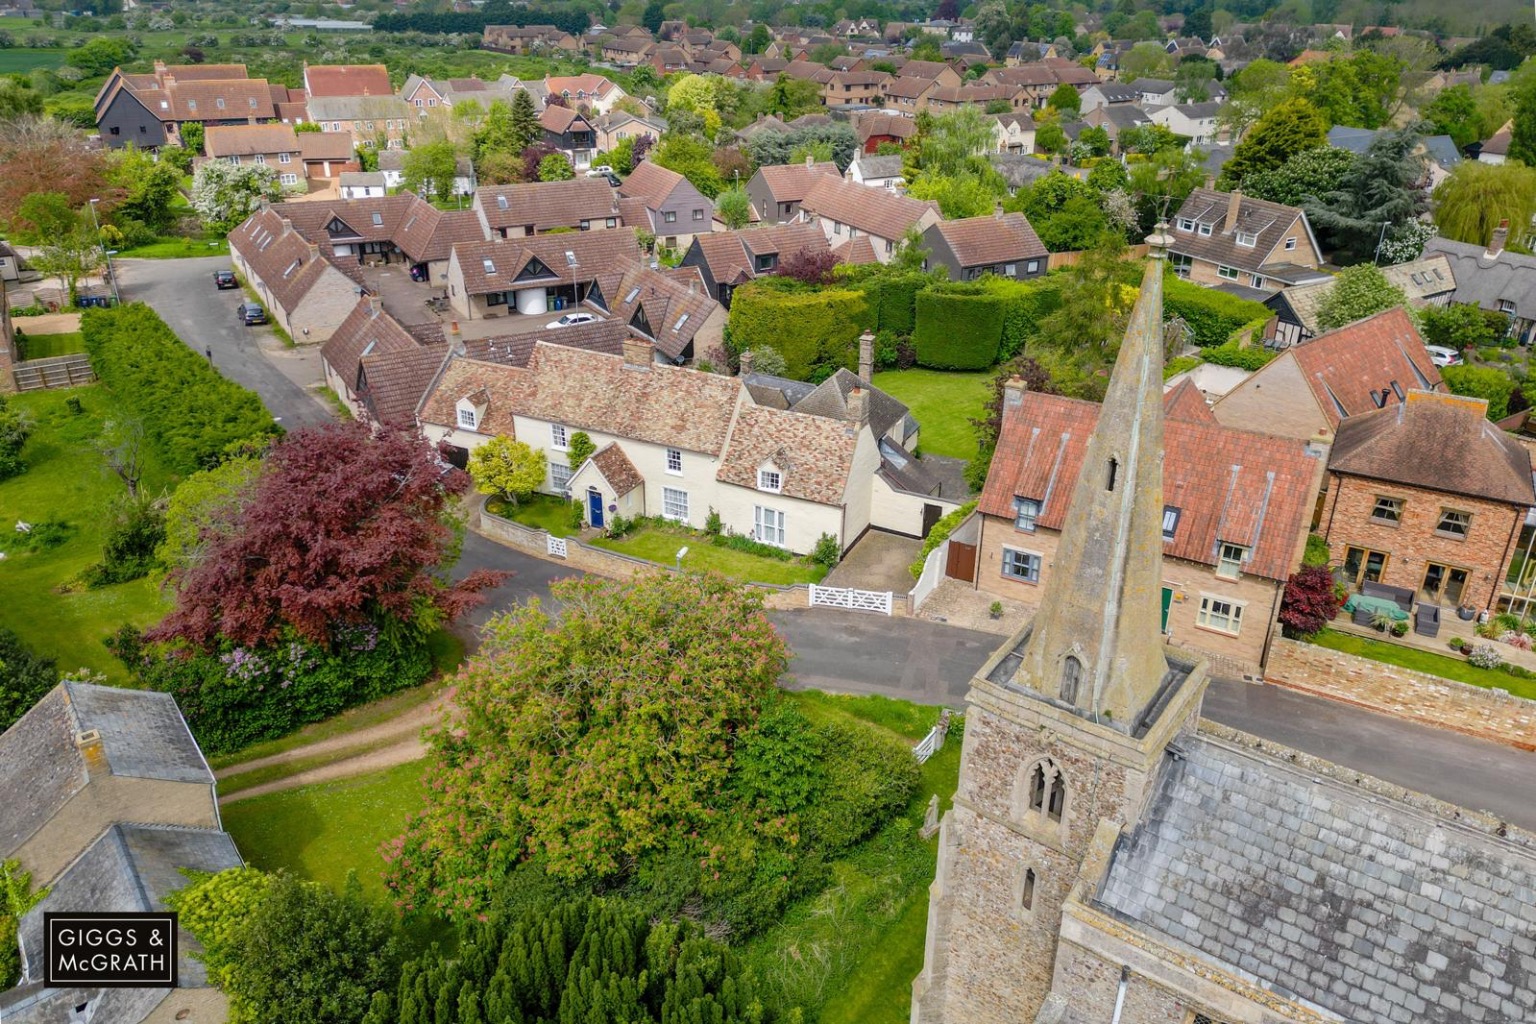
[217,734,407,796]
[485,493,580,538]
[0,50,66,72]
[115,236,230,259]
[1311,629,1536,701]
[870,368,993,462]
[590,526,828,586]
[15,330,85,360]
[0,386,173,680]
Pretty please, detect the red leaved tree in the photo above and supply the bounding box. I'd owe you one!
[778,246,841,284]
[1279,565,1342,638]
[0,117,115,228]
[151,423,504,650]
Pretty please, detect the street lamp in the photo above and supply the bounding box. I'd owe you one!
[86,199,120,306]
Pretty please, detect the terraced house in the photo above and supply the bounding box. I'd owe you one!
[94,60,278,149]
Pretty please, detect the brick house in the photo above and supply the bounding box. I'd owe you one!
[1211,307,1443,443]
[1264,255,1457,347]
[853,110,917,153]
[297,130,358,181]
[1167,187,1326,292]
[93,61,277,150]
[202,124,303,187]
[745,159,840,223]
[922,212,1048,281]
[303,63,393,100]
[543,73,627,114]
[307,93,412,150]
[229,206,366,343]
[822,70,891,108]
[443,228,643,321]
[680,222,831,306]
[796,175,941,263]
[539,104,597,169]
[617,160,715,249]
[1423,229,1536,345]
[973,378,1317,675]
[473,178,621,238]
[1318,390,1535,615]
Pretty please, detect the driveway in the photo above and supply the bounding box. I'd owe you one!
[114,256,333,429]
[821,530,923,594]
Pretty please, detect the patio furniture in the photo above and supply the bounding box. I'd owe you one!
[1342,593,1410,622]
[1352,605,1376,627]
[1415,603,1441,638]
[1360,580,1415,616]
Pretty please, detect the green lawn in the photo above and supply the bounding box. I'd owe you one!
[0,386,174,680]
[15,331,85,361]
[115,236,230,259]
[590,526,828,585]
[871,368,993,461]
[1310,629,1536,701]
[221,759,430,901]
[486,493,579,538]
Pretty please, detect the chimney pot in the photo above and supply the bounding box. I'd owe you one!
[1488,218,1510,258]
[805,152,814,167]
[740,349,754,375]
[623,335,654,368]
[1224,189,1242,234]
[1003,375,1026,408]
[847,385,869,427]
[858,330,874,380]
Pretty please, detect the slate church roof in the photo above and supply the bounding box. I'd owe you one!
[1099,733,1536,1024]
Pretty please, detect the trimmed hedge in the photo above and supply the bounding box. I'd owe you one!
[727,278,869,380]
[913,284,1006,369]
[858,272,928,335]
[1164,274,1272,348]
[981,275,1064,359]
[1202,340,1277,371]
[83,304,277,475]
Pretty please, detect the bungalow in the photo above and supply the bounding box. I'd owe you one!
[444,228,643,322]
[1423,229,1536,344]
[680,222,831,306]
[973,378,1319,677]
[203,124,303,187]
[618,160,715,249]
[1167,187,1325,292]
[845,153,905,190]
[796,175,941,263]
[540,104,597,169]
[229,207,365,343]
[1211,307,1443,443]
[378,149,477,197]
[921,212,1048,281]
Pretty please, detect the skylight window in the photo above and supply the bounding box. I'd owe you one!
[673,313,689,332]
[371,212,383,227]
[283,258,302,278]
[565,251,577,266]
[360,339,377,357]
[625,286,641,303]
[483,258,496,274]
[496,195,508,210]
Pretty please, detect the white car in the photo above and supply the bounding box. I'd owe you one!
[585,165,615,177]
[1425,345,1463,368]
[546,312,599,329]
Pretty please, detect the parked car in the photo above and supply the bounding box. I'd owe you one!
[585,165,614,177]
[602,173,622,187]
[237,302,268,325]
[546,312,599,329]
[1425,345,1463,368]
[213,269,238,289]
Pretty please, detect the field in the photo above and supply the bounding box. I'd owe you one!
[871,369,993,462]
[0,386,173,680]
[0,49,66,73]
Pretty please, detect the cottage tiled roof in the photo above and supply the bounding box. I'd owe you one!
[717,403,859,505]
[691,232,754,287]
[609,264,721,360]
[756,161,840,204]
[265,193,489,264]
[464,320,628,367]
[897,59,952,80]
[927,83,1019,104]
[1288,307,1442,429]
[1169,187,1316,275]
[882,76,936,99]
[476,178,619,233]
[360,346,451,427]
[230,207,350,314]
[204,123,299,157]
[854,110,917,142]
[1422,236,1536,321]
[802,174,937,241]
[420,343,743,454]
[930,212,1047,268]
[1163,377,1215,423]
[587,442,644,496]
[539,103,587,133]
[834,234,880,264]
[789,367,910,440]
[298,131,354,160]
[850,153,905,179]
[978,387,1315,581]
[1100,734,1536,1024]
[1482,119,1513,157]
[305,63,392,98]
[982,64,1058,87]
[321,297,420,383]
[165,78,276,120]
[545,73,620,99]
[1329,390,1535,506]
[452,229,642,295]
[618,160,688,207]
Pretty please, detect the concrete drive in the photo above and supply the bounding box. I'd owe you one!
[821,530,924,594]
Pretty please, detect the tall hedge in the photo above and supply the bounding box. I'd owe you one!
[858,272,928,335]
[1164,274,1272,347]
[83,304,277,475]
[913,284,1006,369]
[981,275,1064,359]
[727,278,868,380]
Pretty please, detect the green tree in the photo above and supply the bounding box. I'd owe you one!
[1303,129,1427,265]
[1315,264,1410,331]
[537,152,574,181]
[400,140,459,202]
[1077,125,1111,158]
[907,172,1001,218]
[468,435,546,506]
[0,627,56,733]
[1008,171,1110,251]
[1241,146,1357,207]
[1120,41,1171,80]
[1221,59,1293,139]
[156,456,265,573]
[1443,364,1516,421]
[1174,60,1214,102]
[1422,84,1481,150]
[1045,82,1080,117]
[1421,304,1507,350]
[31,221,103,305]
[651,134,724,196]
[107,145,183,230]
[1218,98,1328,189]
[13,190,78,243]
[565,430,596,471]
[1035,120,1067,154]
[1306,50,1402,129]
[0,79,42,119]
[714,184,752,228]
[1127,147,1205,234]
[189,161,281,233]
[641,0,665,33]
[744,23,770,54]
[912,106,998,178]
[65,35,134,76]
[1432,161,1536,250]
[179,121,205,155]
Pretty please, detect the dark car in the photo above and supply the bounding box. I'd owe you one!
[237,302,267,325]
[602,173,622,187]
[213,269,238,289]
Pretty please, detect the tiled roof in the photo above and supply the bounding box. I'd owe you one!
[476,178,619,233]
[978,386,1316,581]
[545,73,620,99]
[298,131,354,160]
[263,193,489,264]
[1101,734,1536,1024]
[1288,307,1443,429]
[451,229,642,295]
[165,78,275,120]
[230,207,348,315]
[463,320,628,367]
[1170,186,1316,275]
[850,153,904,179]
[897,59,951,80]
[609,264,721,360]
[690,232,753,287]
[360,346,451,428]
[204,124,299,157]
[927,83,1019,104]
[616,195,651,231]
[929,212,1047,268]
[801,174,938,242]
[882,76,936,99]
[539,103,587,133]
[588,442,644,496]
[305,94,411,121]
[834,234,880,264]
[1163,377,1215,423]
[789,367,910,441]
[420,343,743,454]
[755,161,840,203]
[854,110,917,142]
[320,297,421,384]
[1329,390,1535,506]
[304,63,392,98]
[717,403,859,505]
[617,159,689,207]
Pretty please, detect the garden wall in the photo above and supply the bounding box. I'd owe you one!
[1264,638,1536,751]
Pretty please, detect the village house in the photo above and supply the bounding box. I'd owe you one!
[303,63,393,100]
[1148,100,1223,145]
[1318,390,1535,618]
[990,112,1036,153]
[444,229,643,323]
[377,150,477,197]
[925,83,1029,114]
[853,110,917,152]
[229,207,367,343]
[1168,187,1325,291]
[307,93,412,150]
[680,222,831,306]
[922,212,1049,282]
[94,61,278,150]
[481,24,582,56]
[797,175,941,263]
[881,75,937,114]
[599,264,727,364]
[543,73,627,114]
[1424,226,1536,345]
[321,295,444,425]
[845,153,905,190]
[298,130,359,182]
[822,69,891,108]
[473,177,621,238]
[617,160,715,249]
[597,35,654,66]
[592,110,665,152]
[339,171,388,198]
[203,124,303,186]
[1211,306,1443,443]
[398,73,532,116]
[1081,103,1153,153]
[1078,80,1140,111]
[539,104,597,169]
[745,158,841,223]
[1264,255,1456,346]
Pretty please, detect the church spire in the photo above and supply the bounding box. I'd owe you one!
[1014,225,1176,732]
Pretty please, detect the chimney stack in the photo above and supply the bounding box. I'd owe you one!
[739,349,754,375]
[805,151,815,168]
[1224,189,1242,234]
[76,729,109,780]
[847,385,869,428]
[449,320,464,357]
[623,336,654,368]
[1488,218,1510,259]
[858,330,874,381]
[1003,375,1027,410]
[1203,172,1214,190]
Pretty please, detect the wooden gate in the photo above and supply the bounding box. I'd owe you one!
[945,540,977,582]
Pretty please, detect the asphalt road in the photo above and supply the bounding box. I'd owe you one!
[114,255,332,429]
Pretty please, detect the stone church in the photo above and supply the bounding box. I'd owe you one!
[910,230,1536,1024]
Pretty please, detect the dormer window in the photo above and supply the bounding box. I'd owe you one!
[1235,230,1257,247]
[1014,497,1040,531]
[215,97,225,109]
[1216,542,1246,579]
[1197,222,1212,237]
[758,467,782,492]
[187,99,197,111]
[1177,217,1195,232]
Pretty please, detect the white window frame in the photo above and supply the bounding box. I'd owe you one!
[1177,217,1196,232]
[758,467,782,492]
[1001,546,1042,583]
[1437,508,1471,538]
[1235,230,1257,247]
[1284,236,1297,251]
[1196,595,1244,635]
[1014,497,1040,531]
[1217,265,1239,281]
[666,447,683,474]
[549,460,573,493]
[278,151,292,164]
[1197,222,1213,237]
[457,407,477,429]
[1216,542,1246,579]
[754,505,786,546]
[662,486,689,522]
[550,424,569,450]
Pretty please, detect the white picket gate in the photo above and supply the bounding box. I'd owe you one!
[547,535,568,559]
[912,710,955,765]
[808,583,893,615]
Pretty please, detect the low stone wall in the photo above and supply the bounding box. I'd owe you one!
[1264,637,1536,751]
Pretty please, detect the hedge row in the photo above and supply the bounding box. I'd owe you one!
[83,304,278,475]
[913,284,1006,369]
[1164,274,1273,347]
[858,272,928,336]
[981,275,1063,360]
[726,278,869,380]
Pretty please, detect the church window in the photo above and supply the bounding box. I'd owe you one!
[1021,868,1036,910]
[1047,773,1065,822]
[1106,457,1118,492]
[1060,655,1081,705]
[1028,763,1046,811]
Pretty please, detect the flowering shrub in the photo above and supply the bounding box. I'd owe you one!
[1469,643,1504,669]
[1498,630,1533,651]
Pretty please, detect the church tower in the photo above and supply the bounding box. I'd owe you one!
[911,228,1211,1024]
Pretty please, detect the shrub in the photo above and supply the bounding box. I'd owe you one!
[811,531,841,569]
[1163,354,1202,379]
[82,304,277,474]
[909,500,977,578]
[1498,630,1533,651]
[705,506,722,535]
[728,278,869,380]
[713,529,792,561]
[566,500,584,531]
[981,275,1063,360]
[83,497,165,588]
[800,719,921,851]
[1468,643,1503,669]
[0,627,57,733]
[913,284,1006,369]
[1279,565,1341,638]
[1420,303,1509,349]
[1,516,72,554]
[1442,364,1515,421]
[1164,275,1272,347]
[565,430,595,470]
[1303,533,1331,567]
[0,396,33,482]
[1201,340,1276,371]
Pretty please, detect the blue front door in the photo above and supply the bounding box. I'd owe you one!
[588,489,604,528]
